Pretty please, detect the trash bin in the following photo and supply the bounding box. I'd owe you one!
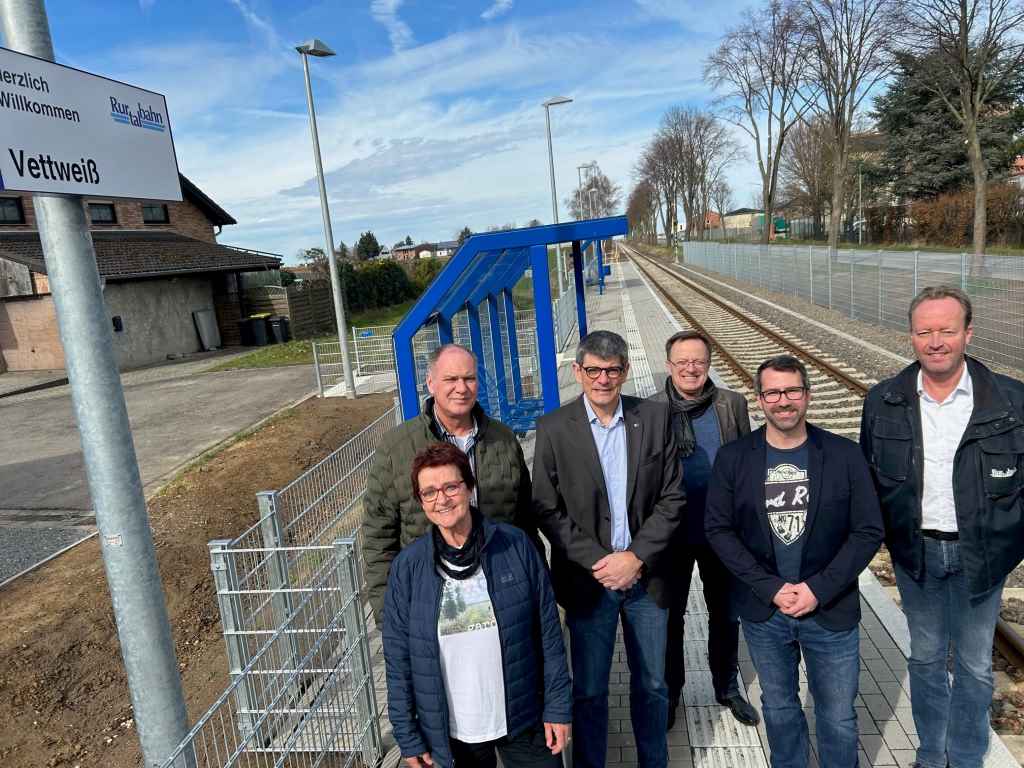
[238,317,269,346]
[268,316,291,344]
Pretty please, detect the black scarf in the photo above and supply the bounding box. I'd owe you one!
[664,376,717,458]
[433,507,485,580]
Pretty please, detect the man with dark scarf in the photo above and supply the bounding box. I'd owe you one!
[648,330,759,729]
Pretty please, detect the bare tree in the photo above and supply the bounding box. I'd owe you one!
[902,0,1024,269]
[709,180,735,238]
[627,181,660,244]
[636,136,679,246]
[565,163,623,220]
[781,115,833,238]
[803,0,896,256]
[705,0,813,243]
[660,108,743,240]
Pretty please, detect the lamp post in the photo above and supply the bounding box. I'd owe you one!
[543,95,572,295]
[297,38,356,399]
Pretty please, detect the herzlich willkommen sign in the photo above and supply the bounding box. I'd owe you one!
[0,46,181,201]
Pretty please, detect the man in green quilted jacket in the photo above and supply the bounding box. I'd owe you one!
[363,343,536,620]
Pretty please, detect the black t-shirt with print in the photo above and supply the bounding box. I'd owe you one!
[765,441,810,585]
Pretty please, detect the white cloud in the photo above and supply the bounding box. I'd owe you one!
[226,0,284,50]
[370,0,414,52]
[481,0,514,21]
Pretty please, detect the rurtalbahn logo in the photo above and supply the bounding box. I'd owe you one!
[109,96,165,132]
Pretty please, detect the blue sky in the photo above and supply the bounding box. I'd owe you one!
[44,0,760,263]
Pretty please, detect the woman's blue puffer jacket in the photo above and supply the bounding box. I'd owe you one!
[382,516,571,768]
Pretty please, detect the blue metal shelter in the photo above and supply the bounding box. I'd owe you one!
[392,216,628,431]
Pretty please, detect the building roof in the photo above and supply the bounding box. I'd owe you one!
[0,230,280,281]
[436,240,459,250]
[179,175,237,226]
[725,207,763,216]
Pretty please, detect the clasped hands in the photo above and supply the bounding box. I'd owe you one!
[592,550,642,591]
[403,723,571,767]
[772,582,818,617]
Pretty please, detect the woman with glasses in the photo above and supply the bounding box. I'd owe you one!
[382,442,571,768]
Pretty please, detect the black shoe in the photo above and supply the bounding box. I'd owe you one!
[667,703,678,732]
[716,694,760,726]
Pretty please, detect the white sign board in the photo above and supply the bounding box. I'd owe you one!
[0,47,181,200]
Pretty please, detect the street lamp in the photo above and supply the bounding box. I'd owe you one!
[296,38,357,399]
[543,95,573,295]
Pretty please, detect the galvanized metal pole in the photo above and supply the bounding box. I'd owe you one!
[0,2,189,766]
[300,52,356,398]
[543,105,566,296]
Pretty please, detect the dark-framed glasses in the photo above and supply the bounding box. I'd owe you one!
[419,480,466,502]
[759,387,807,403]
[581,365,626,381]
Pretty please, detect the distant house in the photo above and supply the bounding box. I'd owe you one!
[0,175,281,372]
[722,208,763,230]
[704,211,722,229]
[1010,155,1024,188]
[392,243,418,262]
[435,240,459,259]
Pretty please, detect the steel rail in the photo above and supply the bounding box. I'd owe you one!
[625,243,869,397]
[623,241,1024,677]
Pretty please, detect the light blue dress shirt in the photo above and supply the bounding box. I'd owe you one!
[583,396,631,551]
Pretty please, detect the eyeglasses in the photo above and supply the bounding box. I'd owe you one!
[418,480,466,503]
[668,359,709,370]
[580,365,626,380]
[759,387,808,403]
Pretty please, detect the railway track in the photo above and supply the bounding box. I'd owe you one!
[618,240,1024,674]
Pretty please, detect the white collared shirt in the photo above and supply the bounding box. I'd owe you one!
[583,396,631,551]
[917,365,973,532]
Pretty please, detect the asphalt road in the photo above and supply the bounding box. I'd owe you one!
[0,361,316,583]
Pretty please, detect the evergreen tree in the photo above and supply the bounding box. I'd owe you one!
[355,231,382,260]
[873,51,1024,200]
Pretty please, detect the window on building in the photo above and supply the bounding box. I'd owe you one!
[0,197,25,225]
[88,202,117,225]
[142,203,170,224]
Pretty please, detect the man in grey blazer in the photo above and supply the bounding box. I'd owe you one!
[533,330,685,768]
[648,330,759,729]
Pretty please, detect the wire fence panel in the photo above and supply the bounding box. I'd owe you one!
[682,242,1024,371]
[163,540,380,768]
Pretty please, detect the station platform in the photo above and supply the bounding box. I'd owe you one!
[370,260,1017,768]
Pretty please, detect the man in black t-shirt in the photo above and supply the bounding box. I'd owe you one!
[705,356,883,768]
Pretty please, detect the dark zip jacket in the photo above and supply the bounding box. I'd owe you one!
[859,356,1024,598]
[382,517,571,768]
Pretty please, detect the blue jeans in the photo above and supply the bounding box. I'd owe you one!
[743,611,860,768]
[565,581,669,768]
[894,538,1005,768]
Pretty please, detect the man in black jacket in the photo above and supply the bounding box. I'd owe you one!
[706,355,883,768]
[860,286,1024,768]
[648,330,758,729]
[533,330,685,768]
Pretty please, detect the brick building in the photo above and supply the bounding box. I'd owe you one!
[0,175,280,372]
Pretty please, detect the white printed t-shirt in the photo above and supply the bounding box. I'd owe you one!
[437,562,507,743]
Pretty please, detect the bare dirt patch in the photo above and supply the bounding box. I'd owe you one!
[0,393,393,768]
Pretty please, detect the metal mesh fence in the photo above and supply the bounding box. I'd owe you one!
[161,540,380,768]
[228,406,400,580]
[682,242,1024,371]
